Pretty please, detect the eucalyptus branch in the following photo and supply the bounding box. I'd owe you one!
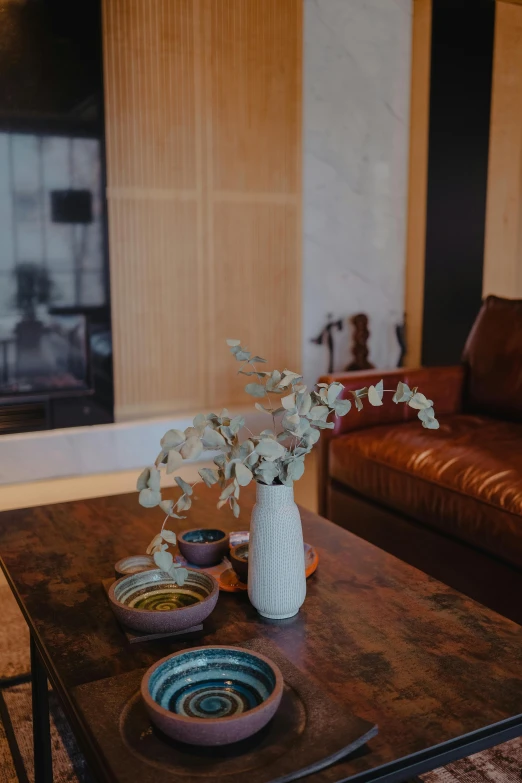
[137,341,439,585]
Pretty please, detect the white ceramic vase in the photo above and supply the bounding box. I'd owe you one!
[248,482,306,619]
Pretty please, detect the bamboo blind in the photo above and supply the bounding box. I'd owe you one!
[102,0,302,419]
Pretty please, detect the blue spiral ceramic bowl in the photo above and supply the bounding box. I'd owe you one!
[141,646,284,745]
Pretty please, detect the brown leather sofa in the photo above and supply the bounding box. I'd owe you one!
[318,295,522,624]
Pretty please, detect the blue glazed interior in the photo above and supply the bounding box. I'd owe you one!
[182,529,226,544]
[148,649,276,720]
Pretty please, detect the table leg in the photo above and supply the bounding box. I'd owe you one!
[30,635,53,783]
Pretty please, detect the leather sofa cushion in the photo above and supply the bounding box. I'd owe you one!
[329,414,522,569]
[462,295,522,422]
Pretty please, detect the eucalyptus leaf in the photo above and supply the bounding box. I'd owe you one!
[230,497,240,518]
[250,356,267,363]
[154,549,173,573]
[235,350,251,361]
[161,529,177,544]
[175,476,193,495]
[180,436,204,460]
[199,467,219,487]
[333,398,352,416]
[256,438,285,460]
[226,339,241,346]
[310,419,335,429]
[282,393,296,410]
[219,482,236,501]
[297,392,312,416]
[202,428,226,448]
[170,565,188,586]
[146,534,163,554]
[422,417,440,430]
[176,494,192,512]
[159,500,174,516]
[288,458,305,481]
[408,392,433,410]
[327,382,344,406]
[308,405,329,421]
[245,382,266,398]
[139,487,161,508]
[166,449,183,474]
[368,385,384,407]
[392,381,412,404]
[235,462,253,486]
[160,429,185,449]
[230,415,245,434]
[266,370,282,392]
[136,467,150,491]
[255,402,272,413]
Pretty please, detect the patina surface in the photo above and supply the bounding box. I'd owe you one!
[0,484,521,781]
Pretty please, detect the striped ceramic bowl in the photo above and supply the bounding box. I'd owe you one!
[108,568,218,633]
[141,646,284,745]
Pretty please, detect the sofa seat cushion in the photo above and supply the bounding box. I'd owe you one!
[329,414,522,569]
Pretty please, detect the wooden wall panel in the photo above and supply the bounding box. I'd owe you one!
[103,0,301,419]
[483,0,522,299]
[209,202,300,405]
[404,0,431,367]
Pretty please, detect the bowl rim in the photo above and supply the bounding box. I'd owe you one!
[141,645,284,725]
[229,543,249,563]
[178,528,229,546]
[108,568,219,615]
[114,554,155,573]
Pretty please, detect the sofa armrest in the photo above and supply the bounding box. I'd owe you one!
[315,365,465,516]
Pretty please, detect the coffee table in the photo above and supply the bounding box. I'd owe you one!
[0,483,521,783]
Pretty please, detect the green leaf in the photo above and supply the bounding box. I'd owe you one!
[392,381,412,404]
[160,429,185,449]
[154,550,173,573]
[170,565,189,586]
[139,487,161,508]
[235,462,253,486]
[235,350,251,361]
[333,398,352,416]
[310,419,335,429]
[266,370,282,392]
[288,458,305,481]
[308,405,329,421]
[193,413,207,429]
[180,436,204,460]
[199,467,219,487]
[408,392,433,410]
[255,461,279,484]
[219,482,236,501]
[245,382,266,398]
[176,494,192,512]
[327,382,344,406]
[161,528,177,544]
[159,500,174,516]
[136,467,150,491]
[226,339,241,346]
[297,392,312,416]
[422,417,440,430]
[230,415,245,434]
[166,449,183,474]
[282,392,296,410]
[230,497,240,518]
[146,534,163,554]
[202,428,226,448]
[175,476,193,495]
[256,439,286,461]
[368,384,384,407]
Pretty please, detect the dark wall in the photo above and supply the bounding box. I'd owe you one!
[422,0,495,366]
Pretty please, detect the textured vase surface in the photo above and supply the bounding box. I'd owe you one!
[248,483,306,619]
